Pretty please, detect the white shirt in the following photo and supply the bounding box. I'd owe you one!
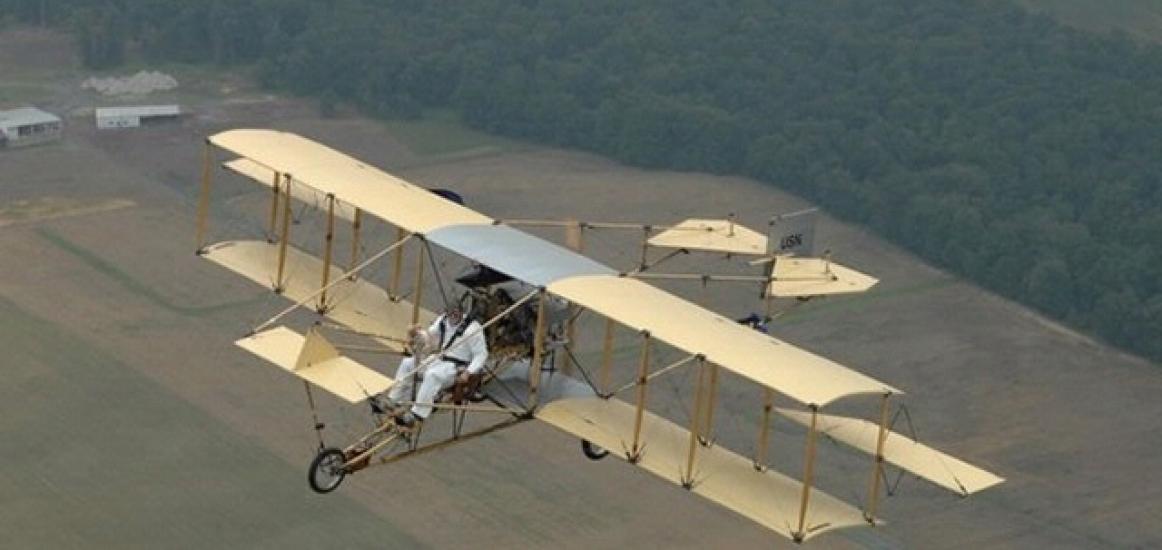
[424,314,489,375]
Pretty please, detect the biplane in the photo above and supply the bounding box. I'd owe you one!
[193,130,1002,543]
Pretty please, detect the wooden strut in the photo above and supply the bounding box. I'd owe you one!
[318,194,336,312]
[628,331,652,462]
[638,226,652,270]
[343,431,403,470]
[626,248,687,276]
[320,323,408,344]
[343,418,398,454]
[864,392,892,524]
[303,381,325,449]
[349,208,362,271]
[754,387,774,471]
[609,354,699,396]
[682,356,708,488]
[389,227,407,300]
[366,417,528,470]
[194,141,214,253]
[699,363,719,446]
[599,318,615,395]
[274,174,293,292]
[561,221,583,377]
[333,343,408,355]
[527,290,548,411]
[410,237,425,325]
[266,170,281,242]
[630,272,768,283]
[762,253,777,312]
[794,406,820,543]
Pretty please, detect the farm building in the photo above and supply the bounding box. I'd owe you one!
[95,105,181,129]
[0,107,62,148]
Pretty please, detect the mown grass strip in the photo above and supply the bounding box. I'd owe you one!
[35,226,267,316]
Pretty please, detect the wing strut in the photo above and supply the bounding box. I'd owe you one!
[318,194,337,311]
[628,331,652,462]
[681,356,709,487]
[265,169,280,240]
[349,208,362,270]
[599,318,615,394]
[754,387,775,471]
[527,289,548,410]
[864,392,892,523]
[194,141,214,253]
[275,175,293,290]
[794,406,820,543]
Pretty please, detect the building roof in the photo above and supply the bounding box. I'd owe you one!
[95,105,181,118]
[0,107,61,128]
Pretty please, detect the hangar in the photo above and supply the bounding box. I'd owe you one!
[95,105,181,130]
[0,107,62,148]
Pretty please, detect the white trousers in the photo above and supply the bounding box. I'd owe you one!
[387,357,458,418]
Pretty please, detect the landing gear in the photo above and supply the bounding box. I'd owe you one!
[308,447,347,494]
[581,439,609,460]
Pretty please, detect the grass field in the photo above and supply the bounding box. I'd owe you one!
[0,295,421,548]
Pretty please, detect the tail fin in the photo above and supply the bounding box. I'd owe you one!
[768,208,818,257]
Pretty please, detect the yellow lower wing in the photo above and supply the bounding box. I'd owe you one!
[236,326,392,403]
[537,397,872,542]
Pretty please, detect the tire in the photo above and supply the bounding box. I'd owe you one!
[581,439,609,460]
[308,447,347,494]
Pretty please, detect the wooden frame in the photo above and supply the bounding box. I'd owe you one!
[194,141,214,253]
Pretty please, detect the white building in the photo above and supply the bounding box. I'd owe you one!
[95,105,181,130]
[0,107,62,148]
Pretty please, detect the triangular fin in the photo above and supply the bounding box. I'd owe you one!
[294,327,340,371]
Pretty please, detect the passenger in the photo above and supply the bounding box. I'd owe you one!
[383,305,488,427]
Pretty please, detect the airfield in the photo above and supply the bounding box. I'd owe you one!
[2,29,1160,548]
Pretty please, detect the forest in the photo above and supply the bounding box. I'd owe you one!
[2,0,1159,362]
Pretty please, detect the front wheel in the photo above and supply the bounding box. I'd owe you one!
[308,447,347,494]
[581,439,609,460]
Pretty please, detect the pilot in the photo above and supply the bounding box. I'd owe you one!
[383,303,488,428]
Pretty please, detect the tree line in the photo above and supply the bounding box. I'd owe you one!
[3,0,1159,362]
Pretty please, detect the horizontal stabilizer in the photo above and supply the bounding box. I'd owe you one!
[768,257,878,298]
[236,326,392,403]
[202,240,434,352]
[537,397,874,541]
[777,408,1004,495]
[223,158,359,222]
[648,218,768,256]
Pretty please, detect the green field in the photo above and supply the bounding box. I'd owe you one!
[0,295,421,548]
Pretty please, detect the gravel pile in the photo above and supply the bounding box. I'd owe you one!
[82,71,179,96]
